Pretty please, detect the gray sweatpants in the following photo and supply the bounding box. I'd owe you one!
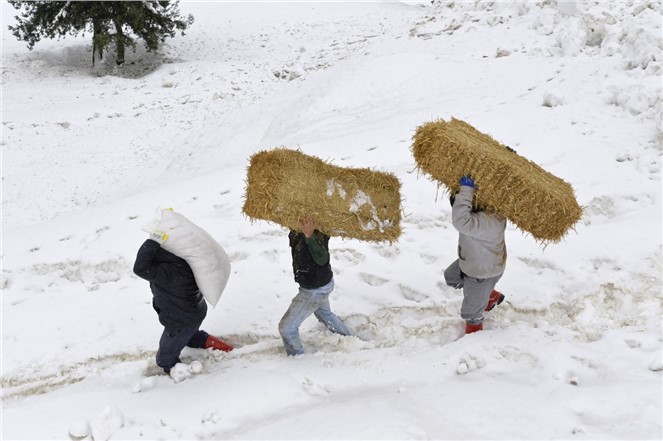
[444,259,502,324]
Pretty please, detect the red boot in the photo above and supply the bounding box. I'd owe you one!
[485,290,505,311]
[205,335,234,352]
[465,321,483,334]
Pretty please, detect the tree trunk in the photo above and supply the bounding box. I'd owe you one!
[113,19,125,65]
[92,19,104,67]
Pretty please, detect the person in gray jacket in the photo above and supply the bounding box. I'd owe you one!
[444,175,507,334]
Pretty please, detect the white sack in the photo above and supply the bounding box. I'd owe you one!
[144,209,230,307]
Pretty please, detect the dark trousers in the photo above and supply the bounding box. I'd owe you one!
[156,321,209,372]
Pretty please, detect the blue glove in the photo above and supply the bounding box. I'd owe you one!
[460,175,475,188]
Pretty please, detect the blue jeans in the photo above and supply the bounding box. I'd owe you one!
[279,279,351,356]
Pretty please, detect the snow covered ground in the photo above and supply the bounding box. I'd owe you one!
[2,1,662,439]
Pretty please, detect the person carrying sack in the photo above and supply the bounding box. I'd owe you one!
[133,232,234,374]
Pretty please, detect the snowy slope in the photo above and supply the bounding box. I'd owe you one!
[2,1,661,440]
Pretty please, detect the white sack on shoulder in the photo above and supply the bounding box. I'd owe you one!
[145,209,230,307]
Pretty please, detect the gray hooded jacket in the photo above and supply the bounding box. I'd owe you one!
[452,185,507,278]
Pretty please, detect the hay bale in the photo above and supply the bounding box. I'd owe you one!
[411,118,582,243]
[242,148,402,242]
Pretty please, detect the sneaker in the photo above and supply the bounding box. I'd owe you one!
[204,335,234,352]
[485,290,505,312]
[465,321,483,334]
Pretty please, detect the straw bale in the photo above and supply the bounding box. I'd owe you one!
[411,118,582,243]
[242,148,402,242]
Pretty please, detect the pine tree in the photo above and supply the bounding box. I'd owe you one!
[7,1,194,66]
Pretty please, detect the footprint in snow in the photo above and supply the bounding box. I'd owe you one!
[399,284,429,302]
[331,248,366,265]
[302,377,330,397]
[359,272,389,287]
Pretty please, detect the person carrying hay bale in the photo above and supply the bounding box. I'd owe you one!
[444,175,507,335]
[242,148,402,243]
[279,217,352,356]
[411,117,581,243]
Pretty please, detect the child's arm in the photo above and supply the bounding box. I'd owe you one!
[133,239,167,282]
[452,186,481,234]
[301,218,330,266]
[452,186,504,238]
[305,234,330,266]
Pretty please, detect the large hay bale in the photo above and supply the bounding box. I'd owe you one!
[412,118,582,243]
[242,148,402,242]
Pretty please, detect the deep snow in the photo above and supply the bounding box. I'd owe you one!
[1,1,662,440]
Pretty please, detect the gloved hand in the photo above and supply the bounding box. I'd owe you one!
[150,231,168,245]
[460,175,475,188]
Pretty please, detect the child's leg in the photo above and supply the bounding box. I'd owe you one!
[460,275,501,324]
[156,325,202,372]
[444,259,464,289]
[182,320,233,352]
[186,329,209,349]
[279,287,323,355]
[314,295,351,336]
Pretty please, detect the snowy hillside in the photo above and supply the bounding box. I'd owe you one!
[2,1,662,440]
